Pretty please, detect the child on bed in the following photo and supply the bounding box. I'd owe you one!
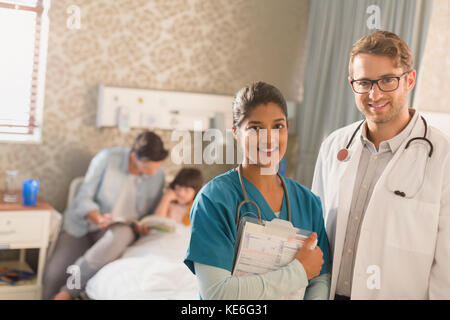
[153,168,203,226]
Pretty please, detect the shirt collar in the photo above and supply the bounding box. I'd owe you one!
[360,108,418,153]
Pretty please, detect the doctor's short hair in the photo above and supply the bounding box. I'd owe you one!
[169,168,203,194]
[349,30,413,77]
[131,131,168,162]
[232,81,288,128]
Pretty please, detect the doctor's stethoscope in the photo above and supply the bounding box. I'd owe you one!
[337,115,434,197]
[235,164,292,227]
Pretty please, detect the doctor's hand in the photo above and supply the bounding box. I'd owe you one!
[295,232,324,280]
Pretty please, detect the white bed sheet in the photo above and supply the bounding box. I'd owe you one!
[85,223,199,300]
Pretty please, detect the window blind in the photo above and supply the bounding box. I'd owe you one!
[0,0,47,140]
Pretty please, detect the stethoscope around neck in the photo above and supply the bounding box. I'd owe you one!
[235,164,291,227]
[337,115,434,197]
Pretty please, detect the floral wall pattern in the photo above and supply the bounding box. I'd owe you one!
[414,0,450,114]
[0,0,309,212]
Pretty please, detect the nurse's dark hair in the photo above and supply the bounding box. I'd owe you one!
[131,131,168,162]
[232,81,288,128]
[169,168,203,195]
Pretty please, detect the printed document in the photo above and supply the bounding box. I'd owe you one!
[232,218,315,299]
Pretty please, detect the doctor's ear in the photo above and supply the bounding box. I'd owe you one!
[406,69,416,91]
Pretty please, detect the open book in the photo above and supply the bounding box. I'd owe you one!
[111,214,176,233]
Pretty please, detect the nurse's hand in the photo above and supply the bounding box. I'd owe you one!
[295,232,324,280]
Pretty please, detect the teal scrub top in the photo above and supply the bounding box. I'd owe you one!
[184,169,331,276]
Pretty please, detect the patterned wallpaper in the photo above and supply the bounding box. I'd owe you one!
[414,0,450,113]
[0,0,309,212]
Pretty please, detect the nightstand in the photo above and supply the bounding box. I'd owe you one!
[0,192,51,299]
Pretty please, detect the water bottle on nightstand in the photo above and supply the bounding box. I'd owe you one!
[3,170,19,203]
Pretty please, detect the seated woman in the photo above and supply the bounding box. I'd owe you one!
[184,82,331,300]
[151,168,203,226]
[43,131,168,300]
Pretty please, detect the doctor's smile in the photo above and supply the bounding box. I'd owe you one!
[367,101,389,111]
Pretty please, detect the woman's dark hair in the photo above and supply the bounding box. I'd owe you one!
[169,168,203,194]
[232,81,288,128]
[131,131,168,162]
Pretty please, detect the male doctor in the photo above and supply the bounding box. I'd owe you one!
[312,30,450,300]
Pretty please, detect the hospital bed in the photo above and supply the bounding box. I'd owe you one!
[85,223,198,300]
[65,177,199,300]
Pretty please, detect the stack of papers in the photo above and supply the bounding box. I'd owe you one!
[232,217,316,299]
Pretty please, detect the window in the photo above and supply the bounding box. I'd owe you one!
[0,0,49,143]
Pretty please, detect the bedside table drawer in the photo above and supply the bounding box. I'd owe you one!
[0,212,49,248]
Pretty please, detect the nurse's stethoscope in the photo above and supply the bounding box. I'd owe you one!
[235,164,291,227]
[337,115,434,197]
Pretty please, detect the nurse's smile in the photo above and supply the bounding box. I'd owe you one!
[258,145,279,158]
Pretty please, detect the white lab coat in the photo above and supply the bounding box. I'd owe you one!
[312,113,450,299]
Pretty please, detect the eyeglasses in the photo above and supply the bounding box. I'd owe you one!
[350,71,410,94]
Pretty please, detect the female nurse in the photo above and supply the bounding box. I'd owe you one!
[184,81,331,300]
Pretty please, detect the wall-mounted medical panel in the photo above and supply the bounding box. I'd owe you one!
[96,85,235,132]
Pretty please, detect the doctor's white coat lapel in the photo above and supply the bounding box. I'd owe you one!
[311,121,364,299]
[329,132,363,299]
